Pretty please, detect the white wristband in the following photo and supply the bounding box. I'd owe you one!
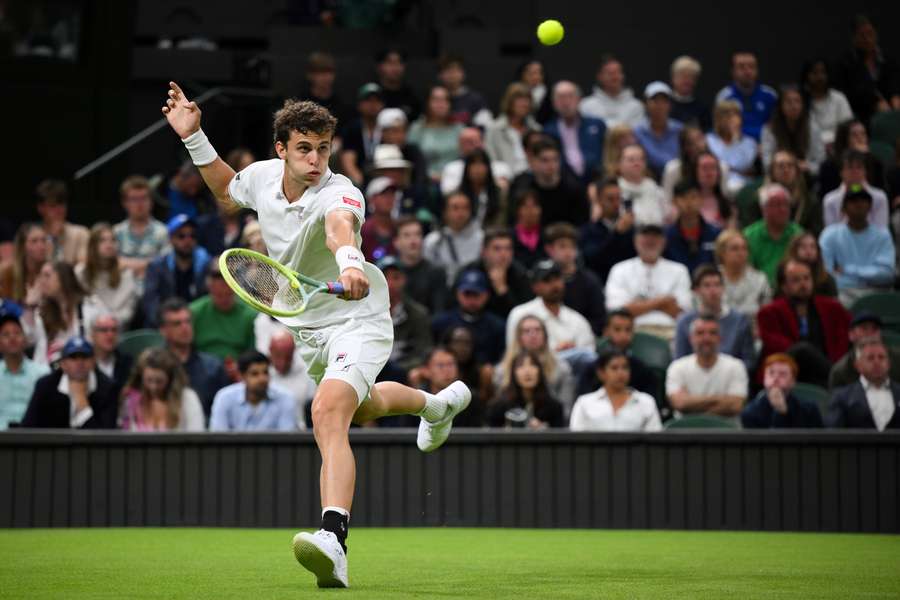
[335,245,364,273]
[181,128,218,166]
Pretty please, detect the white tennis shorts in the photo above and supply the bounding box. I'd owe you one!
[289,313,394,406]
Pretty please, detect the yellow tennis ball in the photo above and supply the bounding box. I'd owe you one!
[537,20,564,46]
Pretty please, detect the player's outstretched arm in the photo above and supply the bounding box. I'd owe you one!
[161,81,241,216]
[325,210,369,301]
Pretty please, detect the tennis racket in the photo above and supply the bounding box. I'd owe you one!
[218,248,348,317]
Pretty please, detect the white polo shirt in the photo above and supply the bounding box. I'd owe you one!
[569,388,662,432]
[605,257,692,328]
[228,161,389,329]
[665,353,748,418]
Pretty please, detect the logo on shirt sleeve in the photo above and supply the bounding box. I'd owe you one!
[342,196,362,208]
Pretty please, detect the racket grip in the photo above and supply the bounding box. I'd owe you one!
[326,282,345,295]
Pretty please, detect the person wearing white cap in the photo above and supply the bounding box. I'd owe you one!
[374,108,428,196]
[360,176,399,262]
[634,81,683,179]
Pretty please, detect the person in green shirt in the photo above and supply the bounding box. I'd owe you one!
[190,260,256,375]
[742,183,803,285]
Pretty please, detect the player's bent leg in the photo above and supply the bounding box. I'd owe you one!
[351,382,426,423]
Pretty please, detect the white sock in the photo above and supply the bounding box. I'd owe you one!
[322,505,350,520]
[416,391,447,423]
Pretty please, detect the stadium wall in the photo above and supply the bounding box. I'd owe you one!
[1,431,898,533]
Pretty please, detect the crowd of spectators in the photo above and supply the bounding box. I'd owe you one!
[3,15,900,433]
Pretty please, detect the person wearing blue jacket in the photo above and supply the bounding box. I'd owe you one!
[543,81,606,184]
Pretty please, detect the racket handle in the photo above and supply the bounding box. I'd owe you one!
[326,282,345,295]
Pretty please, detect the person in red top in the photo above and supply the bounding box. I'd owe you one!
[757,258,851,387]
[359,177,397,262]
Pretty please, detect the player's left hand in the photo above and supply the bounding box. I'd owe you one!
[339,268,369,301]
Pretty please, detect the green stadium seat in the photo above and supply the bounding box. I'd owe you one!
[869,140,895,169]
[734,179,763,229]
[870,110,900,147]
[850,292,900,334]
[630,332,672,370]
[117,328,164,358]
[791,382,831,419]
[664,414,739,429]
[881,329,900,351]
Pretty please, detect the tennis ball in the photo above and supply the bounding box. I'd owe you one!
[536,20,564,46]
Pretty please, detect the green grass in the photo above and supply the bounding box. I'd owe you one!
[1,528,899,599]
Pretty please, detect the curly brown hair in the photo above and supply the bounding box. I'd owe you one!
[272,99,338,145]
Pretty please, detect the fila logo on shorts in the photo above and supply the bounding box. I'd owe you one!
[342,196,361,208]
[336,353,347,363]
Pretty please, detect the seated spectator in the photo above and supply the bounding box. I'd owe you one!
[190,260,256,363]
[666,315,748,420]
[76,223,137,326]
[158,298,230,416]
[240,221,267,255]
[142,215,210,328]
[543,81,606,183]
[741,353,824,428]
[579,54,644,128]
[738,150,823,234]
[508,136,587,226]
[602,124,637,178]
[714,51,777,141]
[634,81,683,179]
[510,189,547,269]
[0,224,49,334]
[485,82,541,177]
[829,313,900,390]
[818,120,886,197]
[715,229,771,322]
[423,191,484,286]
[819,185,896,307]
[0,313,50,428]
[360,177,397,262]
[440,126,512,198]
[31,261,105,365]
[437,54,492,127]
[570,349,662,432]
[89,313,132,390]
[393,217,448,314]
[460,227,532,320]
[379,256,433,374]
[408,85,465,181]
[412,346,479,428]
[605,224,692,341]
[669,55,711,130]
[706,100,759,195]
[368,144,425,220]
[432,270,506,365]
[827,337,900,430]
[487,349,565,428]
[0,218,12,264]
[693,152,734,229]
[786,232,838,297]
[299,51,349,127]
[268,331,315,429]
[166,160,209,221]
[460,149,506,227]
[210,351,296,431]
[544,222,605,335]
[823,150,890,229]
[21,336,119,429]
[617,144,668,226]
[801,58,854,147]
[664,181,722,275]
[662,128,730,217]
[35,179,88,264]
[579,177,636,284]
[376,48,421,121]
[339,82,385,186]
[374,108,428,201]
[496,315,576,415]
[742,183,803,286]
[119,347,205,431]
[760,85,826,176]
[516,59,554,124]
[758,259,851,387]
[114,175,170,293]
[506,259,594,354]
[439,327,487,427]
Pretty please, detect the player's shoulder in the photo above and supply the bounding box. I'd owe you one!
[235,158,283,182]
[320,172,363,197]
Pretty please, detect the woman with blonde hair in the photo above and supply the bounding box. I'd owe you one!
[119,347,205,431]
[76,223,137,326]
[706,99,758,194]
[602,124,637,178]
[485,82,540,176]
[715,229,771,320]
[0,222,49,304]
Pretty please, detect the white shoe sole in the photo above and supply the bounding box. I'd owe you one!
[292,533,348,588]
[417,380,471,453]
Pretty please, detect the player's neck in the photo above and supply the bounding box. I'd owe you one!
[282,175,308,203]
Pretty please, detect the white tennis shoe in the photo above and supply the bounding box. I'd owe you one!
[417,380,471,452]
[292,529,349,588]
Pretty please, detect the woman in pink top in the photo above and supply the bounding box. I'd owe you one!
[119,347,205,431]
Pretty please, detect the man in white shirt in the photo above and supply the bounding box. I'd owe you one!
[605,224,692,341]
[506,259,594,354]
[89,313,132,389]
[666,315,748,420]
[579,54,645,127]
[827,337,900,430]
[268,331,315,429]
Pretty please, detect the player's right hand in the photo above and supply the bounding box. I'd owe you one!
[161,81,201,139]
[338,268,369,301]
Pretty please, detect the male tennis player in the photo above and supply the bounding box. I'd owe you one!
[162,82,470,588]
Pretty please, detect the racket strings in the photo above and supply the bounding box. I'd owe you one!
[224,253,305,311]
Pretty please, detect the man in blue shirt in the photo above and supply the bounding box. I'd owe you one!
[0,313,50,428]
[715,52,777,141]
[819,184,896,308]
[210,350,297,431]
[664,181,721,274]
[634,81,683,179]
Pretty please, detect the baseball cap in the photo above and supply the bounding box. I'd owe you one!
[635,223,665,236]
[376,255,402,273]
[376,108,407,130]
[61,336,94,358]
[366,176,396,198]
[358,82,383,101]
[371,144,412,171]
[456,269,488,294]
[843,183,872,204]
[530,259,562,282]
[644,81,673,100]
[850,311,883,329]
[166,214,197,236]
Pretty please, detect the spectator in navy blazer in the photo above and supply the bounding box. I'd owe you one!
[664,181,721,274]
[543,81,606,184]
[828,337,900,430]
[742,353,823,428]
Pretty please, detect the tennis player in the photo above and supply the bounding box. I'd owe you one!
[162,82,470,588]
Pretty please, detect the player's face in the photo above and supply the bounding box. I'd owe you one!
[278,130,332,186]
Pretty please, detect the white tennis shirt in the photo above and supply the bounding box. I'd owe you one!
[228,160,389,329]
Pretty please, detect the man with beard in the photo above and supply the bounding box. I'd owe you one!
[210,350,296,431]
